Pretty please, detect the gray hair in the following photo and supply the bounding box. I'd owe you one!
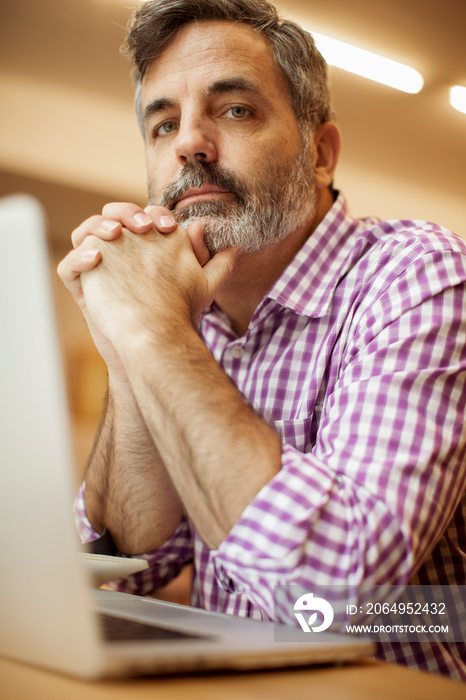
[122,0,333,135]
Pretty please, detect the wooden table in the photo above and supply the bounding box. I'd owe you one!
[2,656,465,700]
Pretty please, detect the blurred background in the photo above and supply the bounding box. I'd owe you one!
[1,0,465,480]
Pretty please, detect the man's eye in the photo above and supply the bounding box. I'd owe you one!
[153,121,179,137]
[225,106,251,119]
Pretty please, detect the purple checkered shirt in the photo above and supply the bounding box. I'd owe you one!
[75,194,466,680]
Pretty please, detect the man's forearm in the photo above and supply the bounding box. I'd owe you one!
[83,377,183,555]
[119,324,282,550]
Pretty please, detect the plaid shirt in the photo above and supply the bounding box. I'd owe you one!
[75,194,466,679]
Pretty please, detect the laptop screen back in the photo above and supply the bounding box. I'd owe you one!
[0,195,102,676]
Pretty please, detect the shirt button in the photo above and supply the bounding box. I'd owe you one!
[231,345,244,359]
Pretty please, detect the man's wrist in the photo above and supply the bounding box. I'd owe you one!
[117,315,199,370]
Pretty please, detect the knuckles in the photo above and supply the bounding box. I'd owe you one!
[144,204,174,218]
[101,201,138,218]
[71,215,108,248]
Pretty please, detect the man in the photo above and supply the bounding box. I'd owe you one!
[58,0,466,680]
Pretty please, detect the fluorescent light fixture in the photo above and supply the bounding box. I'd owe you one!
[450,85,466,114]
[309,30,424,94]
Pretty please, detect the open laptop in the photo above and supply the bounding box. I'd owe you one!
[0,194,374,679]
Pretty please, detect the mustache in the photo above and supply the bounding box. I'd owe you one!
[158,161,248,210]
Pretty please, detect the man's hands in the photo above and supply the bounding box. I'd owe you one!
[57,202,237,379]
[81,213,237,357]
[57,203,163,384]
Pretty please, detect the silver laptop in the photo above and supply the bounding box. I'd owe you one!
[0,194,374,679]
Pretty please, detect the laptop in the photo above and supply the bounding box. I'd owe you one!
[0,193,374,679]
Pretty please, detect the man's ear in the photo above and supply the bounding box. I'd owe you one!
[312,122,341,191]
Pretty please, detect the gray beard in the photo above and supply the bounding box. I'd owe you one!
[149,146,317,256]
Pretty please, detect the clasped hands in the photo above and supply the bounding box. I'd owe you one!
[58,202,239,372]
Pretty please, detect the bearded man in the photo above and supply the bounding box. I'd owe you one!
[58,0,466,680]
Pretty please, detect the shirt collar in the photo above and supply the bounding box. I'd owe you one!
[263,193,368,319]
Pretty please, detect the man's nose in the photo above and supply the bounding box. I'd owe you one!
[175,118,218,165]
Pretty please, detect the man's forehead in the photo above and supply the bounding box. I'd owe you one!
[141,20,284,101]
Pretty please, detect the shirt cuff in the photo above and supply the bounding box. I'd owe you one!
[73,481,103,543]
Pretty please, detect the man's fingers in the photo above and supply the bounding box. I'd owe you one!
[203,247,240,296]
[186,220,211,266]
[103,202,154,232]
[71,201,158,249]
[142,212,211,267]
[71,215,122,248]
[144,205,178,233]
[70,203,177,251]
[57,247,102,293]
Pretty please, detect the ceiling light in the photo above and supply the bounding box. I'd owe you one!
[450,86,466,114]
[308,30,424,94]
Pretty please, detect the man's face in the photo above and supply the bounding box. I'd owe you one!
[140,21,317,254]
